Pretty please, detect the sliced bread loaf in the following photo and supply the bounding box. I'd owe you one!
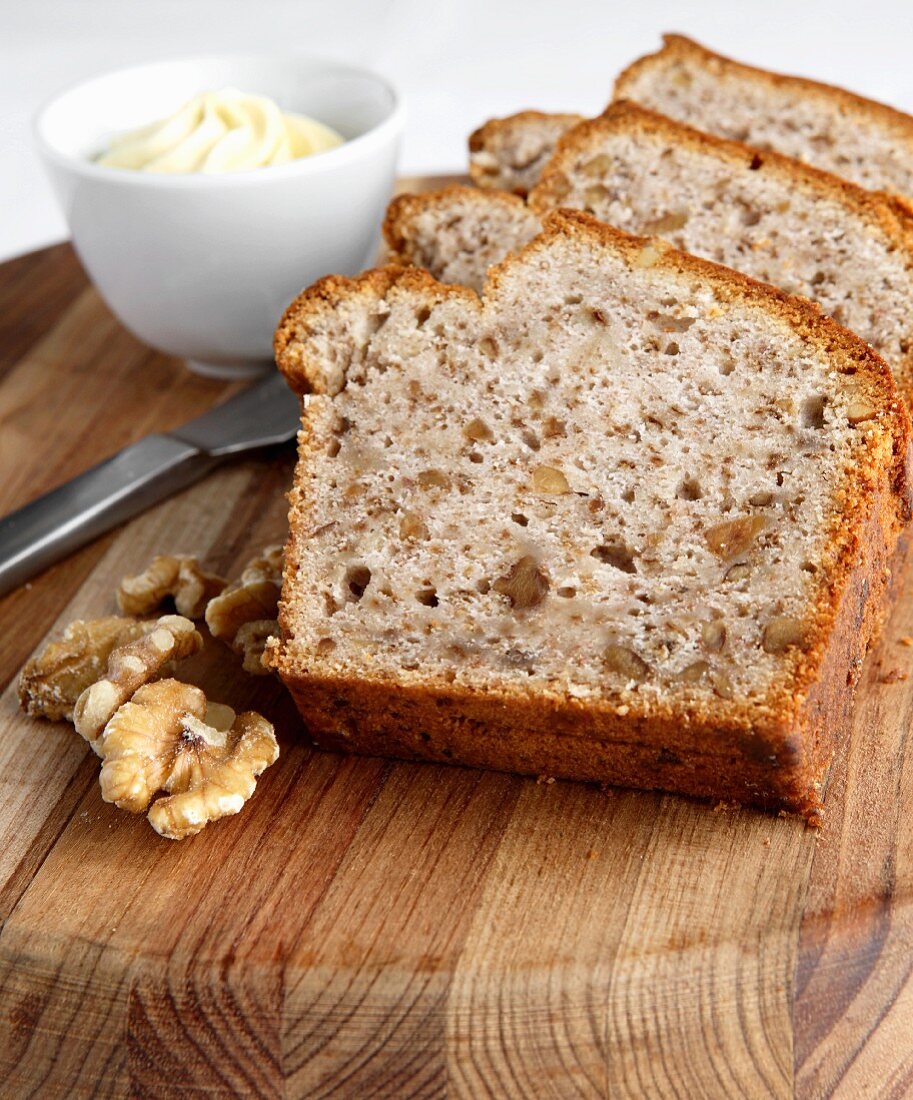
[273,210,911,819]
[469,35,913,200]
[388,103,913,403]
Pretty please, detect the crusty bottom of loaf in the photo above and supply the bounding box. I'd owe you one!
[287,676,824,814]
[279,478,906,823]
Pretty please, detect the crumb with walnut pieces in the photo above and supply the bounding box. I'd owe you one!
[117,554,226,619]
[205,545,284,642]
[73,615,202,751]
[18,617,156,722]
[98,679,278,839]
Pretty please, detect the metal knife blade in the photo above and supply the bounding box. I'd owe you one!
[0,372,301,598]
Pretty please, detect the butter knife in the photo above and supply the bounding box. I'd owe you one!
[0,372,300,598]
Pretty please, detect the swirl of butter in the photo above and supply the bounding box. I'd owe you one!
[97,88,344,174]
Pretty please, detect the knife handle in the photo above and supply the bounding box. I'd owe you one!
[0,435,218,598]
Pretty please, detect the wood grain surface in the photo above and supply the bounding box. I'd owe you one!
[0,178,912,1099]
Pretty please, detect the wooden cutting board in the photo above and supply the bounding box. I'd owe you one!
[1,178,912,1099]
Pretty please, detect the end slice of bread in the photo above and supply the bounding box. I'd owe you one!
[273,210,911,820]
[615,34,913,199]
[388,102,913,403]
[469,110,584,195]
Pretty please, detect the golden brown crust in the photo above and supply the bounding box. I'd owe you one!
[615,34,913,150]
[273,209,913,819]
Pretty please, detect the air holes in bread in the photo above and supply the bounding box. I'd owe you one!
[345,565,371,601]
[676,478,703,501]
[591,540,637,573]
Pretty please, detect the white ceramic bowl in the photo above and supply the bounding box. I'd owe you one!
[34,55,404,377]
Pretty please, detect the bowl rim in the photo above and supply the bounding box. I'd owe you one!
[33,51,405,188]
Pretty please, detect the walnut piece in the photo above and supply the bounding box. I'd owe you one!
[73,615,203,750]
[234,619,279,676]
[416,469,450,490]
[18,617,155,722]
[98,679,279,839]
[846,400,877,425]
[701,621,727,653]
[531,465,570,494]
[117,555,226,619]
[205,545,284,645]
[493,555,550,609]
[705,515,768,560]
[762,616,808,654]
[676,659,710,683]
[399,511,429,540]
[463,418,494,443]
[603,644,651,682]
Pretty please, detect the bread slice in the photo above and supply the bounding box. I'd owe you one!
[469,34,913,200]
[469,110,584,195]
[616,35,913,198]
[389,103,913,403]
[272,210,911,820]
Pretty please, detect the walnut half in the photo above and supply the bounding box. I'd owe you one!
[98,679,279,839]
[73,615,203,750]
[117,555,226,619]
[205,545,284,676]
[18,617,156,722]
[205,545,283,640]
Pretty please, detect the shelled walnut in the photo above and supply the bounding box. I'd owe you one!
[73,615,203,750]
[98,679,279,839]
[117,555,226,619]
[205,545,284,643]
[18,617,156,722]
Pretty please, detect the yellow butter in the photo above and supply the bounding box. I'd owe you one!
[98,88,343,174]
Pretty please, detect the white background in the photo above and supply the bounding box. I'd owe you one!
[4,0,913,261]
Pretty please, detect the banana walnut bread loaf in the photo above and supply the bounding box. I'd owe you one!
[388,102,913,404]
[470,34,913,200]
[272,211,911,820]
